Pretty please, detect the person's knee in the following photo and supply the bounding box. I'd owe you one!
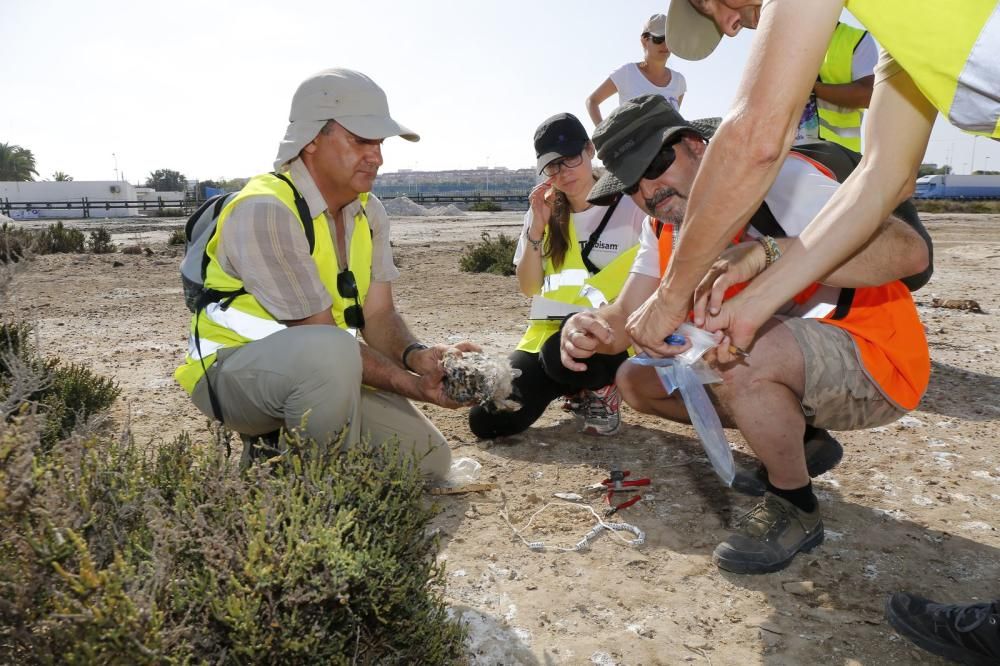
[420,439,452,483]
[616,362,648,410]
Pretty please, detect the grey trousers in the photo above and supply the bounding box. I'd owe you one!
[191,325,451,481]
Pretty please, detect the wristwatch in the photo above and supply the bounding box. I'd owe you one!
[402,342,428,373]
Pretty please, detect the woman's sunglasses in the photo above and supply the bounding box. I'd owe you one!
[623,142,679,195]
[337,269,365,329]
[642,33,666,45]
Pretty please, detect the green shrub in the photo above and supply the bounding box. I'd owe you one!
[459,231,517,276]
[88,227,116,254]
[0,222,34,262]
[914,199,1000,214]
[468,199,502,212]
[38,221,86,254]
[167,228,185,246]
[0,424,466,664]
[1,320,120,449]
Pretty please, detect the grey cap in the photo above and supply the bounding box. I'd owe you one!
[588,94,717,205]
[666,0,725,61]
[642,13,668,37]
[273,68,418,171]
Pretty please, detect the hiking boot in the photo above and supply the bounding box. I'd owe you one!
[886,592,1000,666]
[732,427,845,497]
[581,383,622,436]
[239,429,283,468]
[713,492,824,574]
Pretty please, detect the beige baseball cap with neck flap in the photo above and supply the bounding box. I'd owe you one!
[273,68,418,171]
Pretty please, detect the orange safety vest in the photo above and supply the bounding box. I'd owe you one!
[652,211,929,411]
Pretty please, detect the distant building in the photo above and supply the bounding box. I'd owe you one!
[0,180,137,219]
[373,167,537,197]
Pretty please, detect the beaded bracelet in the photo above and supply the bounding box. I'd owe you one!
[757,235,782,267]
[525,231,543,251]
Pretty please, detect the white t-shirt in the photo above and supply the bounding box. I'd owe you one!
[609,63,686,110]
[631,155,837,277]
[513,194,647,270]
[795,31,878,143]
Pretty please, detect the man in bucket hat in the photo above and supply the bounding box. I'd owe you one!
[175,68,477,477]
[558,94,931,574]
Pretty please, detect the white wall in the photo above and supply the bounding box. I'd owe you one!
[0,180,137,218]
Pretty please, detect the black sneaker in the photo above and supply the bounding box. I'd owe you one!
[886,592,1000,666]
[732,427,845,497]
[713,492,824,574]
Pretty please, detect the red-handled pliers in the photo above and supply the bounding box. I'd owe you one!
[601,468,651,516]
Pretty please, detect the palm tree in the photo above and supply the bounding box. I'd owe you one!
[52,171,73,181]
[0,143,39,181]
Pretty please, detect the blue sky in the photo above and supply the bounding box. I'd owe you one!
[2,0,996,183]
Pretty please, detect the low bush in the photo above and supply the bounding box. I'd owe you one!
[914,199,1000,214]
[468,199,502,212]
[459,231,517,276]
[0,320,120,449]
[38,221,86,254]
[88,227,116,254]
[167,228,185,246]
[0,424,466,664]
[0,222,32,262]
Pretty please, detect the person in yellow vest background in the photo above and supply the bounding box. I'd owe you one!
[622,0,999,366]
[468,113,647,439]
[795,21,877,152]
[558,95,930,574]
[174,68,478,478]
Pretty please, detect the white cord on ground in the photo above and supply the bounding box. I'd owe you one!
[499,500,645,553]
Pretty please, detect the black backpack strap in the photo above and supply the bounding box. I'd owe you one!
[185,193,227,241]
[789,142,933,291]
[580,194,621,275]
[271,171,315,252]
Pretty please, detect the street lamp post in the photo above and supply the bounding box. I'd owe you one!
[970,135,981,173]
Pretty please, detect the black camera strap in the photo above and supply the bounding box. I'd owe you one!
[580,194,621,275]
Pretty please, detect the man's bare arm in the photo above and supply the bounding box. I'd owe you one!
[813,75,874,110]
[625,0,845,356]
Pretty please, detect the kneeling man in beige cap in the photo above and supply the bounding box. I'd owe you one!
[174,68,477,478]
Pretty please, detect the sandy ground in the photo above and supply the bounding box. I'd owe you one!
[4,212,999,665]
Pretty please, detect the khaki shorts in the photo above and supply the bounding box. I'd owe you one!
[873,47,903,86]
[779,317,907,431]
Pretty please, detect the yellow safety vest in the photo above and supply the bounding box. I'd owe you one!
[515,217,638,353]
[174,173,373,394]
[846,0,1000,137]
[817,22,868,152]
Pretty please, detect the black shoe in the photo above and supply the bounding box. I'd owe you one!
[733,427,845,497]
[239,429,282,467]
[886,592,1000,666]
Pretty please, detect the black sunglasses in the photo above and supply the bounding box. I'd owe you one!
[642,32,666,45]
[623,142,679,195]
[337,269,365,329]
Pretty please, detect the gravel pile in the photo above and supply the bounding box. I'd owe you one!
[427,204,466,216]
[383,196,431,216]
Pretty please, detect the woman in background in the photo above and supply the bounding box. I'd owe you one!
[585,13,687,126]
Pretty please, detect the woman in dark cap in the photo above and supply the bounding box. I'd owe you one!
[469,113,646,439]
